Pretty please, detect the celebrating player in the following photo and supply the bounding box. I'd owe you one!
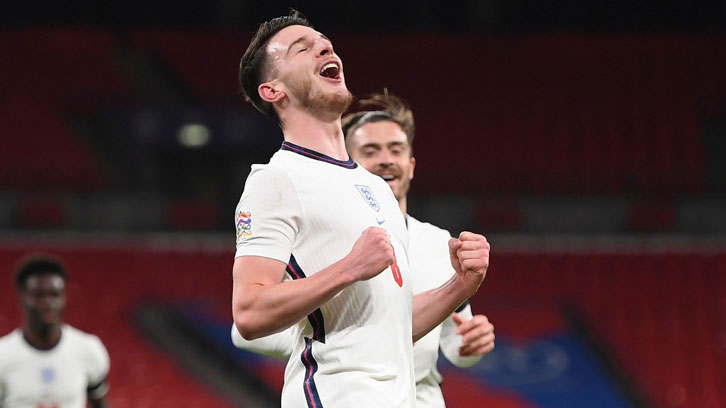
[344,91,495,406]
[233,10,490,407]
[0,255,110,408]
[233,91,496,407]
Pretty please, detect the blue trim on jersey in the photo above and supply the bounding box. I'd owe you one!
[281,141,358,169]
[286,255,326,343]
[286,255,326,407]
[301,337,324,408]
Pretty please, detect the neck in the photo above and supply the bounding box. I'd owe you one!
[23,322,61,350]
[399,196,408,217]
[280,110,348,161]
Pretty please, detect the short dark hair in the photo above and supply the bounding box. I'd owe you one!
[342,89,416,154]
[14,255,67,291]
[239,9,313,121]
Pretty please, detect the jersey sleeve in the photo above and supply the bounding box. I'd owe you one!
[234,165,302,263]
[0,334,16,405]
[0,377,6,406]
[84,335,110,398]
[230,324,293,359]
[439,303,483,368]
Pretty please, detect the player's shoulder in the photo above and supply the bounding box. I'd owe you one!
[62,325,107,351]
[0,329,22,351]
[62,326,110,378]
[407,215,452,240]
[244,157,297,191]
[249,151,292,176]
[0,330,25,369]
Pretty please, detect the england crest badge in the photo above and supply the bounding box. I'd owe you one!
[355,185,380,212]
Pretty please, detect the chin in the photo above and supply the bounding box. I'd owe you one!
[323,89,353,115]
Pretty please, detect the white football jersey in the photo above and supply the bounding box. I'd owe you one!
[235,141,415,408]
[231,212,484,407]
[0,325,109,408]
[407,215,481,408]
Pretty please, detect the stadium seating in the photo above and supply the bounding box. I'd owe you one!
[1,244,723,407]
[0,28,137,191]
[0,28,134,110]
[129,30,250,104]
[0,102,104,190]
[3,29,724,197]
[478,249,726,408]
[124,31,726,194]
[0,246,236,407]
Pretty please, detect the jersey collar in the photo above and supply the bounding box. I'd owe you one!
[281,141,358,169]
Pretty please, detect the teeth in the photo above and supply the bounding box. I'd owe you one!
[321,63,338,74]
[381,175,395,181]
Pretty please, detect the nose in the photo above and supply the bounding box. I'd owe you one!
[315,39,333,58]
[378,149,394,166]
[37,293,62,309]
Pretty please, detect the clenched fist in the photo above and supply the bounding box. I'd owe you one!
[448,232,490,296]
[344,227,396,281]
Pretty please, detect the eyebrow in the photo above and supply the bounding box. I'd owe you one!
[286,33,331,56]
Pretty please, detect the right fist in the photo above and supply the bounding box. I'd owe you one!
[346,227,395,281]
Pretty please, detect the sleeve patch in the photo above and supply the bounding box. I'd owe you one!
[236,211,253,242]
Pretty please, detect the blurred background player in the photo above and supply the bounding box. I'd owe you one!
[0,255,110,408]
[233,90,496,407]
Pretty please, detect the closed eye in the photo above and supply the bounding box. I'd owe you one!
[361,148,379,157]
[297,47,308,54]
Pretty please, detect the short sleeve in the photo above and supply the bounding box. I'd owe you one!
[84,335,110,390]
[234,165,302,263]
[0,378,6,406]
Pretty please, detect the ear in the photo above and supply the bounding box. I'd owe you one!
[258,81,286,104]
[408,156,416,181]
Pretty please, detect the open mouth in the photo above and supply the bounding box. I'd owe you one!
[379,174,396,182]
[319,62,341,80]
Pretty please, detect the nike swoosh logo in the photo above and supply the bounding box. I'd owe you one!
[376,218,386,225]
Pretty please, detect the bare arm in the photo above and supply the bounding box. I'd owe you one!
[232,256,352,340]
[412,232,489,342]
[233,227,395,340]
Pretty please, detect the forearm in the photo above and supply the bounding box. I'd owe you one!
[233,258,355,340]
[231,324,293,358]
[412,276,472,342]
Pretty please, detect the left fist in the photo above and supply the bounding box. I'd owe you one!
[449,232,490,286]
